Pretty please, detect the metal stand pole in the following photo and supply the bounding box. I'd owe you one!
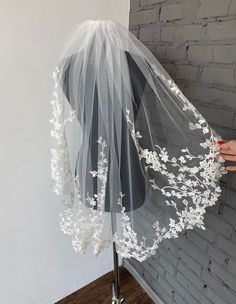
[111,241,125,304]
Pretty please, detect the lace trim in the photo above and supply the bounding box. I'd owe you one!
[50,66,227,262]
[49,67,76,197]
[114,68,227,261]
[59,137,111,255]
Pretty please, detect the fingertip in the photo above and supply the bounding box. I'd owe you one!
[216,140,225,145]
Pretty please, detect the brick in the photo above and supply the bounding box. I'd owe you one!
[229,0,236,14]
[200,296,214,304]
[201,66,235,87]
[213,45,236,64]
[185,86,236,111]
[197,0,231,18]
[176,65,198,81]
[160,255,176,275]
[186,230,208,252]
[162,239,179,256]
[173,236,209,268]
[159,245,178,266]
[222,205,236,228]
[201,268,219,289]
[158,276,174,295]
[139,25,161,42]
[150,280,173,303]
[130,8,158,26]
[166,46,186,61]
[143,269,152,282]
[188,45,213,63]
[207,20,236,40]
[218,284,236,304]
[196,104,234,128]
[195,226,217,243]
[204,286,228,304]
[166,272,187,298]
[207,245,226,264]
[227,259,236,277]
[181,0,201,22]
[177,270,189,288]
[143,260,159,280]
[204,212,233,238]
[189,284,201,302]
[211,261,236,292]
[229,176,236,192]
[161,25,177,42]
[178,262,204,291]
[185,293,200,304]
[226,189,236,210]
[201,270,236,304]
[174,293,188,304]
[160,4,182,21]
[217,234,236,260]
[180,24,205,41]
[154,46,166,59]
[130,0,140,10]
[179,250,202,275]
[141,0,166,6]
[148,257,166,277]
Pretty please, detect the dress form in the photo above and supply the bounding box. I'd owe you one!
[61,51,147,212]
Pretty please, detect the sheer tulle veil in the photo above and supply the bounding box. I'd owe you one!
[49,20,227,262]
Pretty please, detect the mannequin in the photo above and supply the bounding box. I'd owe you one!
[61,51,147,212]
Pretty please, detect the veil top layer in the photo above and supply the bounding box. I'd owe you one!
[49,20,226,262]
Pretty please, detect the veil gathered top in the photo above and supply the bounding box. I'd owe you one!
[49,19,227,262]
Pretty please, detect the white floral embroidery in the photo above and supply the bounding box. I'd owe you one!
[59,137,111,255]
[49,67,76,198]
[50,65,227,263]
[117,76,227,261]
[114,110,226,261]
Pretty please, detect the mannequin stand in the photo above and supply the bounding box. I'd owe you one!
[111,242,125,304]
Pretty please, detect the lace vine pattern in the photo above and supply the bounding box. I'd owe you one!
[50,67,76,199]
[114,65,227,262]
[59,137,111,255]
[50,67,111,255]
[50,66,227,262]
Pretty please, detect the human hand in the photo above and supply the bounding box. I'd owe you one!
[218,140,236,171]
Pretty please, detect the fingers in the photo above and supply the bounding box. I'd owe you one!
[220,154,236,161]
[216,139,236,171]
[219,141,230,149]
[226,166,236,171]
[220,149,233,154]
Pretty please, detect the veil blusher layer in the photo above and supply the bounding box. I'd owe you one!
[49,20,227,262]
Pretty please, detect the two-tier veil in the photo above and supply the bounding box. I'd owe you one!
[49,20,226,262]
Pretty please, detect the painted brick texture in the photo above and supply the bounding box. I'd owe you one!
[128,1,236,304]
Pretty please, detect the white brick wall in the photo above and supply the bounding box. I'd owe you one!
[201,66,235,87]
[128,0,236,303]
[161,26,177,42]
[160,4,182,21]
[180,24,205,41]
[207,20,236,40]
[197,0,231,19]
[212,45,236,64]
[140,25,161,42]
[130,7,158,26]
[187,45,213,63]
